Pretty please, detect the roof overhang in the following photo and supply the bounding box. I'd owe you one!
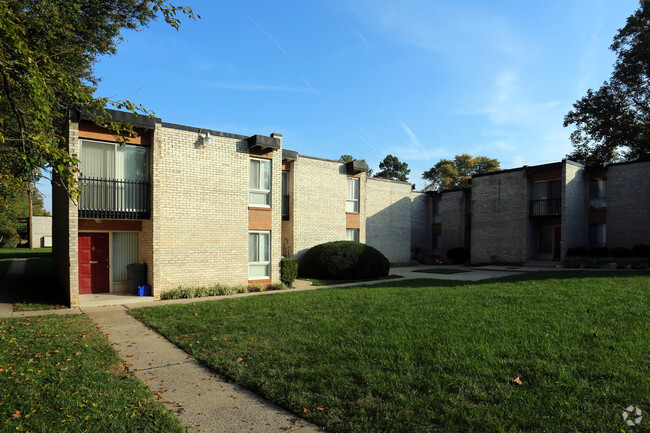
[247,135,281,152]
[345,161,368,174]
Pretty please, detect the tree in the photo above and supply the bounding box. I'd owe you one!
[0,186,48,247]
[564,0,650,165]
[373,154,410,182]
[422,154,500,191]
[0,0,197,206]
[338,155,373,176]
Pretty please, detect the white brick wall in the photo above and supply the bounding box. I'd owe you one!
[365,178,412,262]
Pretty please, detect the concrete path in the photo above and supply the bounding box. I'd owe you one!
[83,305,322,433]
[0,259,27,318]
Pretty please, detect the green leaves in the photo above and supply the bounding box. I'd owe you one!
[422,154,500,191]
[0,0,197,204]
[564,0,650,165]
[374,154,411,182]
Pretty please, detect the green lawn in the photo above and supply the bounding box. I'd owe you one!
[0,247,52,259]
[301,274,403,286]
[131,271,650,433]
[412,267,469,274]
[0,314,185,433]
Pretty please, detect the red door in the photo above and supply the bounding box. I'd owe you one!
[79,233,110,294]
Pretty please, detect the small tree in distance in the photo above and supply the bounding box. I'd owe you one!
[422,154,500,191]
[374,154,411,182]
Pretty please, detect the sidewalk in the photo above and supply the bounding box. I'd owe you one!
[83,305,322,433]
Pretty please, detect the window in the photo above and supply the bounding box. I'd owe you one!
[80,140,149,181]
[249,231,270,279]
[589,224,606,247]
[113,233,139,282]
[432,200,441,223]
[590,178,606,209]
[250,158,271,206]
[282,171,289,220]
[346,228,359,242]
[346,177,359,212]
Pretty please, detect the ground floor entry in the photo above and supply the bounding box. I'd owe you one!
[78,232,110,294]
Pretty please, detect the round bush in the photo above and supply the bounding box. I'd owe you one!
[299,241,390,280]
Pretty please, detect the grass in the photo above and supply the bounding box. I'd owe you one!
[300,274,403,286]
[131,271,650,433]
[14,256,67,311]
[0,247,52,259]
[412,267,469,274]
[0,314,185,433]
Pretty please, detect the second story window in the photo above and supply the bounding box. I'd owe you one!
[346,177,359,213]
[250,158,271,206]
[79,140,150,219]
[590,178,606,209]
[282,171,289,220]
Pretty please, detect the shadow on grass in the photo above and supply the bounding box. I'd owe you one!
[14,256,66,311]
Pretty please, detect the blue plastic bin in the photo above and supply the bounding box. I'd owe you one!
[138,285,152,297]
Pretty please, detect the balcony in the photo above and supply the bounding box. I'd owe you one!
[79,177,150,220]
[529,198,561,218]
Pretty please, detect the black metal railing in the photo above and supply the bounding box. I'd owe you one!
[282,194,290,220]
[529,198,561,218]
[79,177,150,219]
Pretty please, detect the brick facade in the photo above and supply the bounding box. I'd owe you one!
[607,160,650,247]
[365,178,413,262]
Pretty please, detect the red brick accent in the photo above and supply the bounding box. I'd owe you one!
[346,212,360,229]
[249,207,272,230]
[589,208,607,224]
[78,121,151,146]
[78,219,142,231]
[530,171,561,182]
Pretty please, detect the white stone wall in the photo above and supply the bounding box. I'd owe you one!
[150,124,282,293]
[365,178,413,262]
[441,190,467,258]
[561,161,588,258]
[291,156,352,259]
[410,193,432,255]
[607,160,650,247]
[30,215,52,248]
[471,170,528,264]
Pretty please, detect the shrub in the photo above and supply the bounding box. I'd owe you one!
[632,243,650,258]
[248,283,265,292]
[562,256,650,269]
[610,247,631,258]
[587,246,609,257]
[268,282,287,291]
[446,247,468,264]
[280,258,298,287]
[299,241,390,280]
[567,246,588,257]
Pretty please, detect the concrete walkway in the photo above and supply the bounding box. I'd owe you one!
[83,305,322,433]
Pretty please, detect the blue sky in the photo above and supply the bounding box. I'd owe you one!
[39,0,640,210]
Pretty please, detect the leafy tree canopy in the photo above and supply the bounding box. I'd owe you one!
[422,154,500,191]
[373,154,410,182]
[0,186,48,247]
[564,0,650,165]
[0,0,197,205]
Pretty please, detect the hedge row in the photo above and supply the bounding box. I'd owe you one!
[562,256,650,269]
[567,244,650,258]
[299,241,390,279]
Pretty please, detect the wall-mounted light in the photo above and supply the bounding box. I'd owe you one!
[203,131,212,145]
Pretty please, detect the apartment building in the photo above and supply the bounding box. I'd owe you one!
[431,159,650,264]
[53,110,417,307]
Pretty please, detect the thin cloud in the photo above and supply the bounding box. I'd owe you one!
[243,11,289,56]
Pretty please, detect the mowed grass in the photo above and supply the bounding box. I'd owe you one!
[301,274,403,286]
[0,314,185,433]
[131,272,650,433]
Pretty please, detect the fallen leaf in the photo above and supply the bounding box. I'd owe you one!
[512,377,523,385]
[302,407,308,413]
[11,411,20,418]
[316,406,325,411]
[236,357,243,363]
